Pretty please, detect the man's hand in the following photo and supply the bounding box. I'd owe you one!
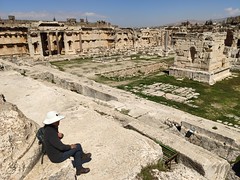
[70,144,77,149]
[58,133,64,139]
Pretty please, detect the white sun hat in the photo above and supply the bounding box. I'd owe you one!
[43,111,65,125]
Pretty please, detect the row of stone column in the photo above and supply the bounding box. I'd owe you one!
[29,31,83,57]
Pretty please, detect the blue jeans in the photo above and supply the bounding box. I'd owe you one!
[58,143,83,169]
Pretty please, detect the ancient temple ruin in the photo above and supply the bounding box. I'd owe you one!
[170,32,231,85]
[0,15,240,84]
[0,16,169,59]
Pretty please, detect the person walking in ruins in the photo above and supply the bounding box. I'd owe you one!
[43,111,91,176]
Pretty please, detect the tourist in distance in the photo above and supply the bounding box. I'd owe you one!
[43,111,91,176]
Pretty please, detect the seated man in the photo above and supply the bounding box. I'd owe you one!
[43,111,91,176]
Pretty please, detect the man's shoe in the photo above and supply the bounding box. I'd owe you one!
[76,167,90,176]
[82,153,92,160]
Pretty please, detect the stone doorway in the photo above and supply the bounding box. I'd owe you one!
[40,33,48,56]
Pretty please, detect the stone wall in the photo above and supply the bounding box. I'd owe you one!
[0,20,170,60]
[100,62,167,79]
[0,27,28,56]
[170,32,231,84]
[181,121,240,161]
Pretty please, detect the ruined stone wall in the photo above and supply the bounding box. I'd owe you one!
[81,29,113,51]
[135,29,163,48]
[181,121,240,161]
[224,30,240,70]
[100,62,167,79]
[172,32,228,71]
[170,32,231,84]
[115,30,134,49]
[0,20,169,59]
[64,31,80,55]
[0,27,28,56]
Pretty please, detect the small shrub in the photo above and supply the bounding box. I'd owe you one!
[136,160,166,180]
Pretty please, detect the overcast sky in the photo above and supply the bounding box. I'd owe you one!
[0,0,239,27]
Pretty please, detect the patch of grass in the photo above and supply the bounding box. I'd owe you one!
[136,160,166,180]
[117,71,240,125]
[50,58,92,71]
[230,155,240,164]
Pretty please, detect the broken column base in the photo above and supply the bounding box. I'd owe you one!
[169,67,231,85]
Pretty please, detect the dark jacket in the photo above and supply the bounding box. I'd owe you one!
[44,125,71,163]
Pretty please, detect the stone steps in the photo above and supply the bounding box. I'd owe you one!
[126,120,230,180]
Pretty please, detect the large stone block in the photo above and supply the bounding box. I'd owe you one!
[128,120,230,180]
[0,94,41,180]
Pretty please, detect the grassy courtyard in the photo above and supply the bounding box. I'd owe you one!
[50,56,240,126]
[117,71,240,126]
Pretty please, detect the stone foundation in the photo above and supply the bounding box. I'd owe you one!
[169,67,231,85]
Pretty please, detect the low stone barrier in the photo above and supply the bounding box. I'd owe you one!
[127,120,230,180]
[99,62,167,79]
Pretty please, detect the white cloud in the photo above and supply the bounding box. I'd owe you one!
[0,11,107,21]
[225,7,240,16]
[82,12,106,18]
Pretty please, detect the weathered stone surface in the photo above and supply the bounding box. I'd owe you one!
[0,70,162,180]
[128,120,230,180]
[0,94,40,180]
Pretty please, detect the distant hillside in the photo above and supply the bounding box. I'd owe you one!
[157,15,240,27]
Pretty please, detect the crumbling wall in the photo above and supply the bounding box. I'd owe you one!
[170,32,231,84]
[181,121,240,161]
[99,62,167,79]
[0,27,29,56]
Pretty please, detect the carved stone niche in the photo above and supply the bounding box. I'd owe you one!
[66,32,72,36]
[30,32,38,37]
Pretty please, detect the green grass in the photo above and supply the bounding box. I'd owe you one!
[136,160,166,180]
[50,58,92,71]
[117,71,240,125]
[230,155,240,164]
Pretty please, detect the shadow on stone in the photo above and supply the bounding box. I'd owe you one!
[232,161,240,177]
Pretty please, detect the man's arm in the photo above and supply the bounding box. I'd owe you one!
[46,128,71,151]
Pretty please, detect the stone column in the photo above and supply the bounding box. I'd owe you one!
[47,32,52,56]
[164,31,168,51]
[79,32,83,53]
[27,33,34,57]
[56,32,60,55]
[38,32,44,57]
[132,31,136,49]
[63,32,69,55]
[161,31,163,46]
